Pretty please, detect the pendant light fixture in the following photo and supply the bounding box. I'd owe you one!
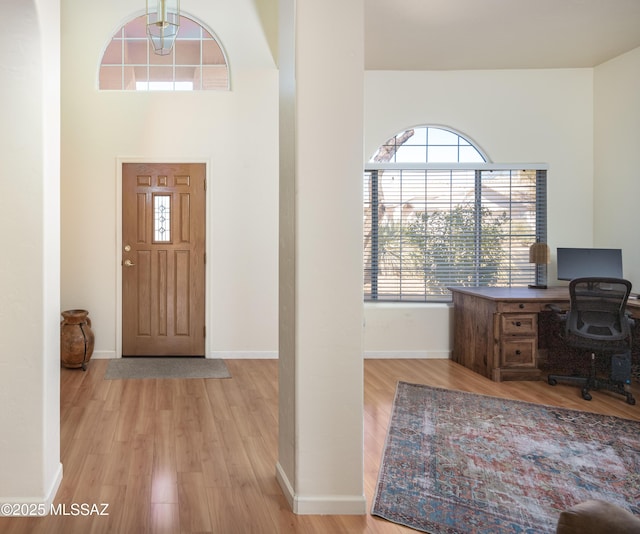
[146,0,180,55]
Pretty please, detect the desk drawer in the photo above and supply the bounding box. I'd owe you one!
[501,338,536,367]
[500,313,537,336]
[498,301,547,313]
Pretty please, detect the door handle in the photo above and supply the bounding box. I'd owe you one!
[124,259,136,267]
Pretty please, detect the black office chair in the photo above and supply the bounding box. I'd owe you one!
[547,277,636,405]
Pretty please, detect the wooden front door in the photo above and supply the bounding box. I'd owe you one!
[122,163,206,356]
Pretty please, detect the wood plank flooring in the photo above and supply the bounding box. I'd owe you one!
[1,358,638,533]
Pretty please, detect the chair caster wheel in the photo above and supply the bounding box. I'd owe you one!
[548,377,557,386]
[581,389,592,401]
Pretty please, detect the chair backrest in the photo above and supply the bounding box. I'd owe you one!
[567,277,632,343]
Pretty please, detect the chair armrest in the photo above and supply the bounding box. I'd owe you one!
[624,312,635,328]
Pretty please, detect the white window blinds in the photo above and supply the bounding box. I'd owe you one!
[364,165,547,302]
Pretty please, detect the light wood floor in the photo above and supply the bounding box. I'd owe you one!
[2,358,638,533]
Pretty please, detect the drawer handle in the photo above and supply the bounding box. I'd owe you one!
[513,321,522,327]
[515,350,522,355]
[519,303,525,309]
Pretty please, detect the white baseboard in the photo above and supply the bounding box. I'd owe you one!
[45,463,64,515]
[92,351,279,360]
[364,350,450,359]
[212,351,448,360]
[93,350,449,360]
[292,494,368,515]
[0,462,63,515]
[91,350,116,359]
[275,462,367,515]
[275,462,295,510]
[209,351,278,359]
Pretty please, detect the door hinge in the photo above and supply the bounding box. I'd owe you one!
[204,178,207,192]
[203,325,206,338]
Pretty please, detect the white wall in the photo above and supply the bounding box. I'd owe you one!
[594,46,640,290]
[0,0,62,505]
[363,69,594,356]
[61,0,279,359]
[277,0,366,513]
[364,303,453,358]
[61,0,636,361]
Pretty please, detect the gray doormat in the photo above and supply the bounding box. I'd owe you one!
[104,357,231,380]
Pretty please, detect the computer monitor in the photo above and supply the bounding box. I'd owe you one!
[556,247,623,281]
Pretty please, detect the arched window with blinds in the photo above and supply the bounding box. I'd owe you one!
[364,126,547,302]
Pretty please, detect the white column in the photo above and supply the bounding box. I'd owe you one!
[278,0,366,514]
[0,0,62,506]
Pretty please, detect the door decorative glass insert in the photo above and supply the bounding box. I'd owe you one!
[153,194,171,242]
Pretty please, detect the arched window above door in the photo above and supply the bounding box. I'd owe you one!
[99,14,229,91]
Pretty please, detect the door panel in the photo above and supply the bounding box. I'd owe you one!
[122,163,206,356]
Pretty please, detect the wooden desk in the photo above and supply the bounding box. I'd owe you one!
[448,286,640,382]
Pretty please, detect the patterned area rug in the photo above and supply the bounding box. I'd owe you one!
[372,382,640,534]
